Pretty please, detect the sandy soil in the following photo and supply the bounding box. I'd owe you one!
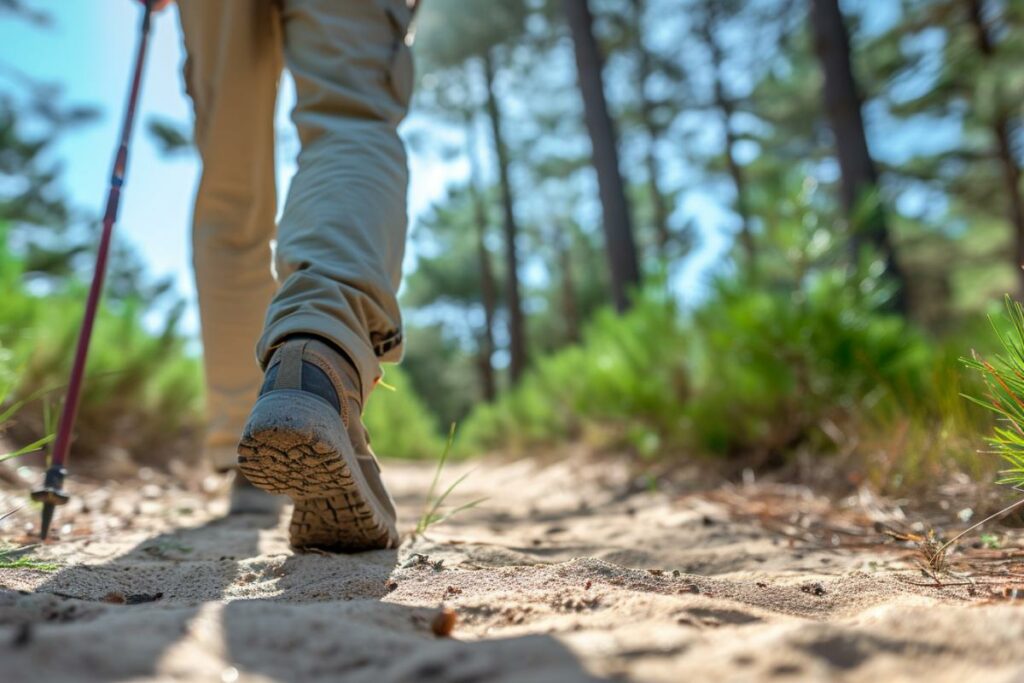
[2,451,1024,682]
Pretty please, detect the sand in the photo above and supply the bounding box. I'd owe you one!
[2,450,1024,682]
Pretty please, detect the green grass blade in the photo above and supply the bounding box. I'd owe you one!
[0,433,54,463]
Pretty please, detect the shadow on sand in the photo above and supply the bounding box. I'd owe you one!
[2,509,603,682]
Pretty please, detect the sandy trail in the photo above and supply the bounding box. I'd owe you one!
[2,452,1024,682]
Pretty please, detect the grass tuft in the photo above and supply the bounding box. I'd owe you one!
[415,424,486,536]
[0,543,59,571]
[962,296,1024,488]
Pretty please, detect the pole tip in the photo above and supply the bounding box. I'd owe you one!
[39,503,55,540]
[32,465,69,540]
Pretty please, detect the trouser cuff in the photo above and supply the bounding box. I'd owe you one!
[257,313,383,405]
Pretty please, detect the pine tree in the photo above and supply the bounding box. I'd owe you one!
[810,0,908,313]
[415,0,532,381]
[564,0,641,312]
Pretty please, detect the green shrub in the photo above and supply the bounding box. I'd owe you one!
[0,235,203,465]
[363,364,445,459]
[459,268,958,471]
[686,270,933,461]
[0,343,54,462]
[963,297,1024,488]
[458,289,690,457]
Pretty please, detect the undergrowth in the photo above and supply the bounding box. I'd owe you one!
[0,542,59,571]
[0,232,203,465]
[458,269,994,489]
[364,365,446,460]
[963,296,1024,488]
[0,345,54,463]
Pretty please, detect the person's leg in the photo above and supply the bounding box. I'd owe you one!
[236,0,414,551]
[257,0,414,400]
[176,0,282,472]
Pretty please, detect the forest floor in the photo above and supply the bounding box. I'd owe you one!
[2,450,1024,682]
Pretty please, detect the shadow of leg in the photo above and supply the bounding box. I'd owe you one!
[220,550,605,682]
[0,511,278,682]
[2,499,605,681]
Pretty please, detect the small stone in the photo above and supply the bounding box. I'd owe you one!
[431,607,457,638]
[103,591,126,604]
[800,582,827,597]
[125,592,163,605]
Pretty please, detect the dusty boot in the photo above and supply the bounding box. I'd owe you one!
[236,337,398,551]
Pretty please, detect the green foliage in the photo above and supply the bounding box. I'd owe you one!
[398,323,483,430]
[0,344,54,462]
[0,543,59,571]
[363,364,445,460]
[459,288,689,456]
[687,270,932,459]
[414,0,528,72]
[963,297,1024,488]
[0,32,201,467]
[0,231,203,464]
[460,266,949,468]
[980,533,1001,550]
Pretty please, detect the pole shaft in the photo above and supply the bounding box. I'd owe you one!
[48,1,154,471]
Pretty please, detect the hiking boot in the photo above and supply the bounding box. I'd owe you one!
[236,337,399,551]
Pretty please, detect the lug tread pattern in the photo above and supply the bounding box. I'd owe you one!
[238,424,396,552]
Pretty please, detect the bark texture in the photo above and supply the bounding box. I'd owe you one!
[565,0,641,313]
[966,0,1024,298]
[483,51,528,381]
[810,0,908,313]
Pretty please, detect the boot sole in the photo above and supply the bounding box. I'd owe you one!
[236,390,399,552]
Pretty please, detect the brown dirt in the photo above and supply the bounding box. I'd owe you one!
[2,451,1024,682]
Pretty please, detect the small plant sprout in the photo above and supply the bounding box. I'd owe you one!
[0,512,58,571]
[0,349,57,463]
[980,533,1001,550]
[963,296,1024,488]
[415,424,486,536]
[944,295,1024,570]
[0,543,59,571]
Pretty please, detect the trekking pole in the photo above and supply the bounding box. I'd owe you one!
[33,0,157,540]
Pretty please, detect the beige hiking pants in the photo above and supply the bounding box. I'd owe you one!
[177,0,413,469]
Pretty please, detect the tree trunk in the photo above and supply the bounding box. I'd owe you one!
[630,0,672,256]
[723,119,756,272]
[966,0,1024,298]
[463,108,497,401]
[557,227,581,344]
[565,0,641,313]
[482,51,528,382]
[697,1,756,273]
[810,0,908,313]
